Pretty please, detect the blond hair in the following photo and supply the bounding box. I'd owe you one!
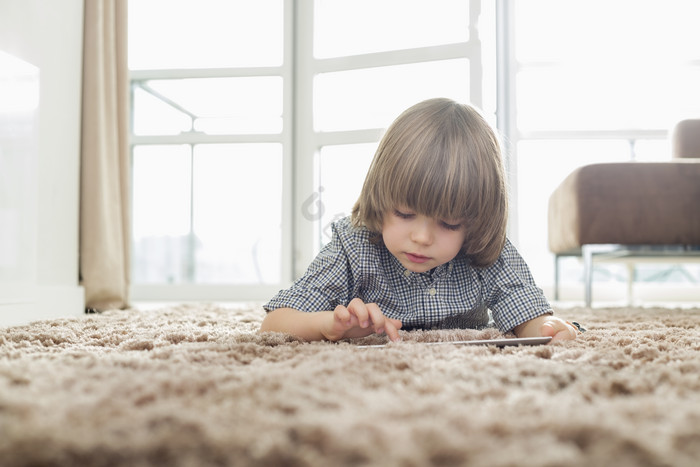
[351,98,507,267]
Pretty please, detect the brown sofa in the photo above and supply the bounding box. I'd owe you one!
[548,119,700,306]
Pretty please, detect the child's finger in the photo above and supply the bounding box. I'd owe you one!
[347,298,371,328]
[365,302,386,332]
[383,321,401,342]
[333,305,353,327]
[365,303,402,342]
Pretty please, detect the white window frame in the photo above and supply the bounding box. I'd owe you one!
[129,1,295,301]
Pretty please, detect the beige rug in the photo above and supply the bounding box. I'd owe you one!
[1,303,699,467]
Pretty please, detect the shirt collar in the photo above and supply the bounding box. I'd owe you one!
[391,254,455,283]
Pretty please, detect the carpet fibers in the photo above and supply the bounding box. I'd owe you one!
[1,304,700,466]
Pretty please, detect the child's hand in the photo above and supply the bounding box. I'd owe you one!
[539,317,578,342]
[322,298,402,342]
[514,315,579,342]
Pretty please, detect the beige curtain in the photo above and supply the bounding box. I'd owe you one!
[80,0,130,311]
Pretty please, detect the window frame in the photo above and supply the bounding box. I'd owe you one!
[129,1,295,301]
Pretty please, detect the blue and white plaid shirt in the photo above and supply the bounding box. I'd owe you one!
[264,216,552,332]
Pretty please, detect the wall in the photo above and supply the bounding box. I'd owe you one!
[0,0,85,327]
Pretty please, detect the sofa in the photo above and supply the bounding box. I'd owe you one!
[548,119,700,306]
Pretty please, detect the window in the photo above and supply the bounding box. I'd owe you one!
[505,0,700,299]
[128,1,489,299]
[128,0,290,300]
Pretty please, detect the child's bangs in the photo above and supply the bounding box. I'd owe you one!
[384,144,472,223]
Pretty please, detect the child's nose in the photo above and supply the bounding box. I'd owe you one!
[411,221,434,245]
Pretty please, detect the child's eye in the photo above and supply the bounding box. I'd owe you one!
[440,221,462,231]
[393,209,414,219]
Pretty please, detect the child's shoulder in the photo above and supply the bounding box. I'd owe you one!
[332,215,370,240]
[331,216,383,255]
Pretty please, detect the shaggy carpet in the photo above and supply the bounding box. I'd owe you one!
[1,303,699,467]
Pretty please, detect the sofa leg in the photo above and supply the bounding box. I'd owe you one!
[554,254,560,301]
[627,263,636,306]
[583,246,594,307]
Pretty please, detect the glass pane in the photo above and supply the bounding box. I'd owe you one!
[132,86,192,135]
[516,0,700,64]
[0,52,39,283]
[314,0,470,58]
[515,140,631,286]
[128,0,283,69]
[635,264,700,284]
[517,67,700,132]
[132,145,192,283]
[314,59,470,131]
[134,78,283,135]
[193,144,282,284]
[634,140,673,162]
[317,143,377,246]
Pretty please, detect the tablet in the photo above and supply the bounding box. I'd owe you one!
[358,336,552,348]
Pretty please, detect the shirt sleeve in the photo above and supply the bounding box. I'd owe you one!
[480,239,553,332]
[263,221,354,313]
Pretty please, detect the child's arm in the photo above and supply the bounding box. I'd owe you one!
[260,298,402,342]
[513,314,578,342]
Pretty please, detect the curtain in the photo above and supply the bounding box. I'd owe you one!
[80,0,130,311]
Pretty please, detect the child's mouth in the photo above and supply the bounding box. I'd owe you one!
[406,253,430,264]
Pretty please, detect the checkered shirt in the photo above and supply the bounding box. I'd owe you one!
[264,216,552,332]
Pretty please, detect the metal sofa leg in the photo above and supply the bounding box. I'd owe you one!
[583,245,594,307]
[627,263,635,306]
[554,254,560,301]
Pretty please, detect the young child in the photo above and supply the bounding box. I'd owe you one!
[261,98,580,343]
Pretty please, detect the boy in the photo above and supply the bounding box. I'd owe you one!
[261,98,579,343]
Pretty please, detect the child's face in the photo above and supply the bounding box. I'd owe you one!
[381,206,466,273]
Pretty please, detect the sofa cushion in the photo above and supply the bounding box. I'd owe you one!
[672,119,700,159]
